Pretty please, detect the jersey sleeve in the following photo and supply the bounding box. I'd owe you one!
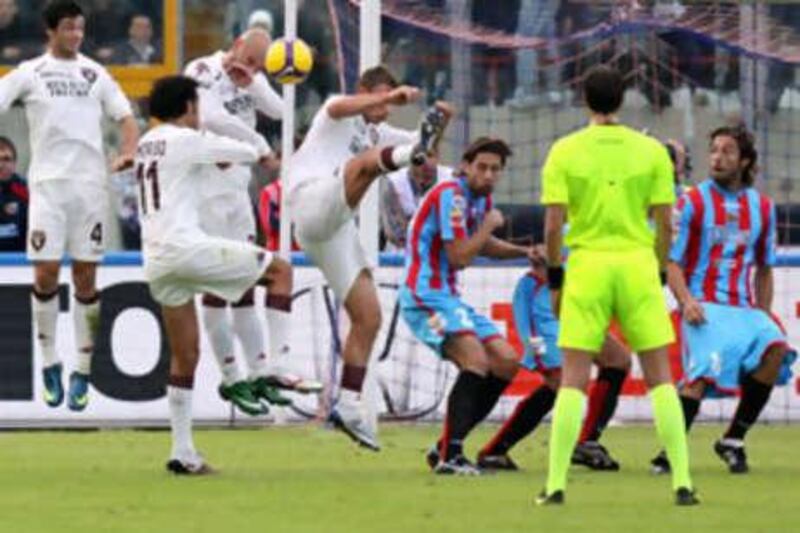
[189,130,260,166]
[377,122,418,147]
[668,194,694,264]
[756,197,777,267]
[197,85,272,157]
[0,65,31,113]
[512,275,536,361]
[438,186,467,242]
[247,74,283,120]
[99,70,133,120]
[649,143,676,206]
[541,141,568,205]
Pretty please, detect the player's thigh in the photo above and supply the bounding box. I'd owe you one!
[613,250,674,352]
[302,220,369,302]
[26,181,67,261]
[66,183,107,262]
[597,334,632,370]
[558,250,613,352]
[291,172,353,242]
[443,332,489,374]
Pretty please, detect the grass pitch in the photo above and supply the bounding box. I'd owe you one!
[1,424,798,532]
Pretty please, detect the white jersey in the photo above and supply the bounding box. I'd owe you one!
[184,51,282,194]
[288,95,418,197]
[386,165,454,218]
[0,52,132,184]
[135,124,258,257]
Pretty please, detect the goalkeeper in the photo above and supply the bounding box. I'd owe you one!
[536,65,697,506]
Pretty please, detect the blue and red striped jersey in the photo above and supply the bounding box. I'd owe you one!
[403,176,492,296]
[670,179,777,307]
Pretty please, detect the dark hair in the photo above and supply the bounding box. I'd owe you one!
[462,137,513,167]
[583,65,624,115]
[358,65,399,91]
[0,136,17,160]
[43,0,84,31]
[709,125,758,186]
[149,76,199,121]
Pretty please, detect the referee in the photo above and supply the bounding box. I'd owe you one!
[536,65,697,506]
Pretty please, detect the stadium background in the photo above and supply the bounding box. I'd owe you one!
[0,0,799,428]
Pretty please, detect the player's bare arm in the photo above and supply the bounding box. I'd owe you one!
[651,204,673,274]
[543,204,565,317]
[110,115,140,171]
[480,236,531,260]
[444,208,504,269]
[327,85,421,120]
[667,261,705,325]
[753,265,774,313]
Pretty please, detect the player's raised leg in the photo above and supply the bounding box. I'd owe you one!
[31,260,63,407]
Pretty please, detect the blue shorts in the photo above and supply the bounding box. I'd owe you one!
[520,308,562,373]
[399,288,501,358]
[681,302,797,398]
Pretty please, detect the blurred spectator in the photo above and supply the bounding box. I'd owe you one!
[111,13,162,65]
[471,0,521,105]
[0,136,28,252]
[110,168,141,250]
[86,0,134,62]
[510,0,562,108]
[258,178,299,252]
[247,9,274,37]
[380,155,453,252]
[0,0,39,63]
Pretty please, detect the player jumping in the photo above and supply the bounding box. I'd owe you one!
[0,0,139,411]
[185,28,320,416]
[536,65,697,506]
[400,137,535,475]
[137,75,293,474]
[287,66,451,451]
[650,125,796,475]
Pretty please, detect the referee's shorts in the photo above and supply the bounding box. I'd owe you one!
[558,248,674,353]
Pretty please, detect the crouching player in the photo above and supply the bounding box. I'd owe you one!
[651,126,796,475]
[475,250,632,471]
[400,137,534,475]
[136,76,292,474]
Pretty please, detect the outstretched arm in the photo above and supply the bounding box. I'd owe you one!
[327,85,421,120]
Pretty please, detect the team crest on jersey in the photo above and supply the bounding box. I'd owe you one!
[80,68,97,85]
[30,230,46,251]
[449,194,466,226]
[427,313,446,334]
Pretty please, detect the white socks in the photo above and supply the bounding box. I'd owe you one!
[73,296,99,375]
[231,306,268,378]
[31,291,60,368]
[168,384,196,461]
[378,145,414,172]
[201,305,242,385]
[265,299,292,376]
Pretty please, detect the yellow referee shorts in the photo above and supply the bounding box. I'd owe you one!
[558,248,674,353]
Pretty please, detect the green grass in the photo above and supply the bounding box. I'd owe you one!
[1,424,798,532]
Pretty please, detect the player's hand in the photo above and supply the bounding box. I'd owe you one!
[385,85,421,106]
[433,101,455,124]
[484,209,505,231]
[681,297,706,325]
[111,154,134,172]
[225,62,255,88]
[550,289,562,318]
[528,244,546,268]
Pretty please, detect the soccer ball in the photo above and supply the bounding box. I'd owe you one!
[265,38,313,85]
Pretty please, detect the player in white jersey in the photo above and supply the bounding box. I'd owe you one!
[0,1,139,411]
[184,29,321,415]
[288,65,451,450]
[138,75,293,474]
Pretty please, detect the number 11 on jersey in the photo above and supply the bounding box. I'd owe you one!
[136,161,161,215]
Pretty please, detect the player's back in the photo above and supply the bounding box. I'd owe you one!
[542,124,674,252]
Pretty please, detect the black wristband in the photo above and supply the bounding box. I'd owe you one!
[659,270,667,286]
[547,266,565,290]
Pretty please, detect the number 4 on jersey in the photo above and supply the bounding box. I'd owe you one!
[136,161,160,214]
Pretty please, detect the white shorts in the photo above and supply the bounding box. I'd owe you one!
[27,180,108,262]
[200,190,256,243]
[291,173,369,301]
[144,236,273,308]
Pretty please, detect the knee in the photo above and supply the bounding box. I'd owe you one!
[34,264,60,293]
[267,256,292,282]
[71,264,97,297]
[543,369,561,391]
[461,351,490,376]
